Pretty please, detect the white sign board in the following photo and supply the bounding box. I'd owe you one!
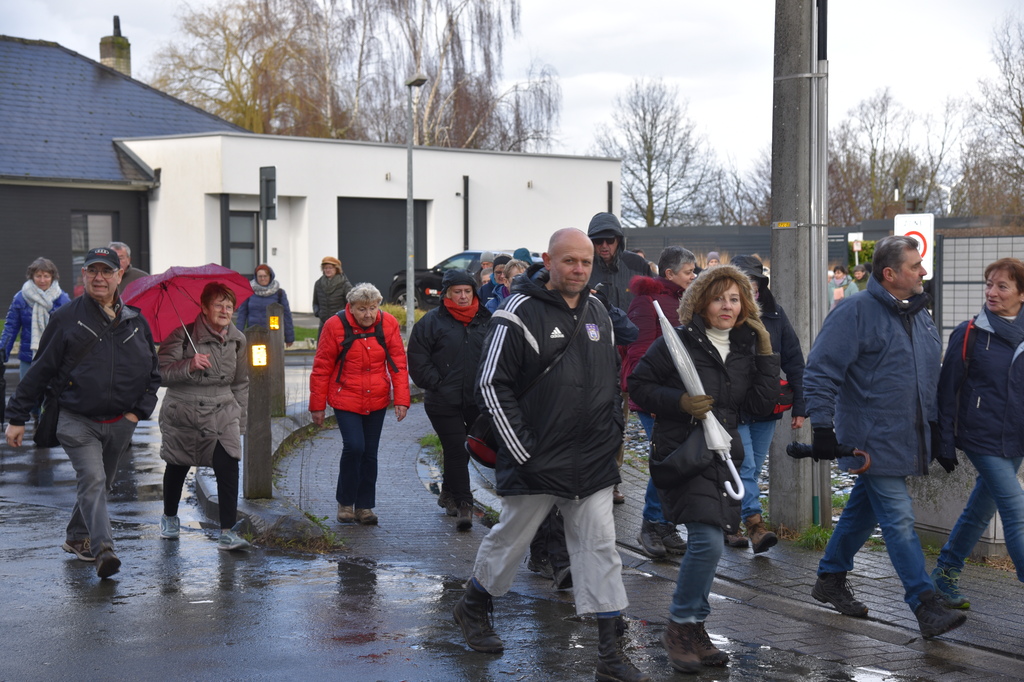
[893,213,934,281]
[847,231,864,242]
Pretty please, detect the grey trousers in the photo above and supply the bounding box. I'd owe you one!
[473,485,628,615]
[57,410,137,551]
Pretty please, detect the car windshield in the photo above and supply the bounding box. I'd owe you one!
[437,253,477,271]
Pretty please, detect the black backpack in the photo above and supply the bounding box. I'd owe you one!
[333,310,398,383]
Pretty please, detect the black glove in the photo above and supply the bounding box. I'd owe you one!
[591,287,612,312]
[930,421,957,473]
[812,427,839,461]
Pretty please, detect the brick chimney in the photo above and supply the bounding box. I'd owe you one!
[100,16,131,77]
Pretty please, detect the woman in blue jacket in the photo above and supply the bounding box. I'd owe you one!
[235,264,294,347]
[932,257,1024,609]
[1,257,70,378]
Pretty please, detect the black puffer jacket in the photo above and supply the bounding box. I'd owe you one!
[476,276,622,497]
[7,295,161,424]
[730,255,807,422]
[408,295,491,410]
[628,265,780,533]
[586,212,653,310]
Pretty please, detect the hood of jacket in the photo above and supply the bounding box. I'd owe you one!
[678,264,761,327]
[587,212,626,258]
[730,255,779,315]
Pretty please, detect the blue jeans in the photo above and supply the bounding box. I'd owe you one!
[937,451,1024,582]
[818,474,932,611]
[637,411,668,524]
[334,408,387,509]
[738,420,778,519]
[669,523,724,623]
[57,410,137,551]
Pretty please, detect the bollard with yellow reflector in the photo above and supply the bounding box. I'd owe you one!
[243,325,272,498]
[251,343,268,367]
[268,315,280,331]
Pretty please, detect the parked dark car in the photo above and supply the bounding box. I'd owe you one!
[388,250,538,308]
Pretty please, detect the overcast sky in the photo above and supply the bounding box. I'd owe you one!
[6,0,1019,170]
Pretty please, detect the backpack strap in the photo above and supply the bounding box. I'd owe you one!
[333,310,398,383]
[954,316,979,436]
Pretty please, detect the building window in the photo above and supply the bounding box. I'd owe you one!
[229,212,258,278]
[71,211,117,294]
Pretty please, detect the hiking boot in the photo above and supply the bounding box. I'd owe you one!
[661,621,701,674]
[744,513,777,554]
[595,615,650,682]
[437,489,458,517]
[160,514,180,540]
[453,580,504,653]
[638,520,667,559]
[94,547,121,579]
[724,531,749,548]
[456,502,474,531]
[812,572,868,617]
[694,622,729,666]
[218,530,251,551]
[526,555,554,580]
[355,508,378,525]
[930,566,970,609]
[337,504,356,524]
[62,538,95,562]
[915,590,967,638]
[612,485,625,505]
[553,566,573,590]
[656,523,687,554]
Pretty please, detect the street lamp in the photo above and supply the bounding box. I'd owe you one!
[405,74,427,335]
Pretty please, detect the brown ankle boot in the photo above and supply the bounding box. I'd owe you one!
[744,513,777,554]
[661,621,701,673]
[694,622,729,666]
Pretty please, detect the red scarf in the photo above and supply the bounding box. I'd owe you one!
[443,298,479,325]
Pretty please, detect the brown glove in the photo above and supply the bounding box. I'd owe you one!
[746,316,773,355]
[679,393,714,420]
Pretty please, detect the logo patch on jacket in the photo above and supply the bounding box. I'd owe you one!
[586,323,600,341]
[550,327,564,339]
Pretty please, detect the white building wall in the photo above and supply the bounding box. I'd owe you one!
[124,133,620,312]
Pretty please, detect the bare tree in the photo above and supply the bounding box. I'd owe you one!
[977,13,1024,184]
[713,148,772,226]
[596,78,715,227]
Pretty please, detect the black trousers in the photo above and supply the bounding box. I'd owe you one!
[424,400,478,506]
[163,441,239,530]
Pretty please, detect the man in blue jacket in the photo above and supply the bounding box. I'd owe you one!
[5,247,161,580]
[804,235,966,639]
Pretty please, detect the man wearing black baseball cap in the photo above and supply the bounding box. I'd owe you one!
[5,247,161,579]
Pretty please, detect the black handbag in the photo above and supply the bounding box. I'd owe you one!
[465,302,590,468]
[649,423,713,488]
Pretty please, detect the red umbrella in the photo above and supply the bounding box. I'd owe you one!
[123,264,254,346]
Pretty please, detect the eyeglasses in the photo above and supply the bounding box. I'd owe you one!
[593,237,616,246]
[85,267,117,279]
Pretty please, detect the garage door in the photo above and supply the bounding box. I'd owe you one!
[337,197,427,298]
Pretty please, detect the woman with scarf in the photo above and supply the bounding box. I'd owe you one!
[2,257,70,378]
[236,264,294,347]
[932,257,1024,609]
[408,270,491,530]
[313,256,353,336]
[828,264,857,310]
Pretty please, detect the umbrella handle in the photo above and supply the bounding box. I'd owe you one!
[721,453,745,500]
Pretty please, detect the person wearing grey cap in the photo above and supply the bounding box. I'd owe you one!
[5,247,161,579]
[706,252,721,267]
[851,263,869,293]
[477,251,495,288]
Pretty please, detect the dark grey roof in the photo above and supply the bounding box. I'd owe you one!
[0,36,245,186]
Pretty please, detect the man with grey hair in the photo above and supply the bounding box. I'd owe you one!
[108,242,149,294]
[803,235,966,638]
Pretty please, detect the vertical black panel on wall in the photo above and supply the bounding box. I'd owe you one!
[220,194,231,266]
[607,181,613,213]
[463,175,470,250]
[138,192,151,272]
[337,197,427,299]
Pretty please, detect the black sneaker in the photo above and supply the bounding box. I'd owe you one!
[638,520,667,559]
[552,566,573,590]
[812,572,868,617]
[656,523,687,554]
[526,555,554,580]
[95,548,121,579]
[915,590,967,638]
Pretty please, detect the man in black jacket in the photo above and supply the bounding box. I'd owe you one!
[5,247,161,579]
[452,229,648,682]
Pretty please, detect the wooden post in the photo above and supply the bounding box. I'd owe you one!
[266,302,286,417]
[244,325,273,499]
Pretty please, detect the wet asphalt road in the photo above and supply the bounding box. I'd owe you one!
[0,407,932,682]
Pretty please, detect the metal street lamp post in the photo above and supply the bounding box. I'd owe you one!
[405,74,427,335]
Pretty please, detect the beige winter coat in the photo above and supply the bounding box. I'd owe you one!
[158,314,249,467]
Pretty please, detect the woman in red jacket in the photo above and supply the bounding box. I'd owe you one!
[309,283,410,525]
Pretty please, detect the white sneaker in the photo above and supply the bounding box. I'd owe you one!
[160,515,180,539]
[218,529,251,551]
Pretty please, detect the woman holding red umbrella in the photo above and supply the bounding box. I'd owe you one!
[309,283,409,525]
[157,282,251,551]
